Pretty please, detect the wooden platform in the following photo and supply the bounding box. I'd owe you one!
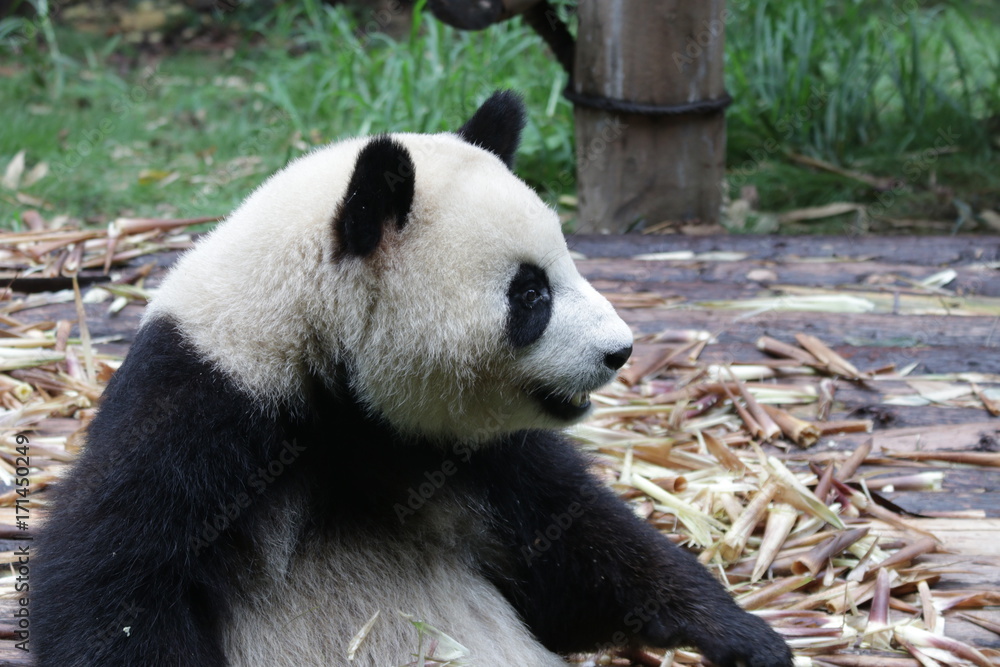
[1,233,998,665]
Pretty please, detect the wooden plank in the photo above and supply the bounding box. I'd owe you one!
[620,308,1000,349]
[578,258,1000,296]
[884,491,1000,517]
[568,233,1000,265]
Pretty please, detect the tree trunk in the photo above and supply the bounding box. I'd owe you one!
[573,0,727,233]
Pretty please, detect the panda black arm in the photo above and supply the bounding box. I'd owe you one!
[33,317,302,666]
[472,430,793,667]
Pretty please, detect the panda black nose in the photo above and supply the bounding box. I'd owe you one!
[604,345,632,371]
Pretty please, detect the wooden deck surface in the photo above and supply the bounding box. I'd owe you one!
[1,233,998,665]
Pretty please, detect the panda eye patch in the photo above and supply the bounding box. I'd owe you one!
[506,263,552,348]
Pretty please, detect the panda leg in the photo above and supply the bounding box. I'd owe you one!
[472,430,793,667]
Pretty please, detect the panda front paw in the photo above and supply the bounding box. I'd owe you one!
[643,610,792,667]
[685,612,793,667]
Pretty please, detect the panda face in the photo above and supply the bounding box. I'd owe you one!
[339,129,633,443]
[147,92,632,445]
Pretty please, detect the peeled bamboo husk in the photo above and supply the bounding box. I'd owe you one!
[0,225,996,667]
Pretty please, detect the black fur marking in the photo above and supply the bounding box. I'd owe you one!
[35,317,791,667]
[456,90,527,169]
[505,262,551,348]
[335,135,415,257]
[469,432,794,666]
[33,317,301,666]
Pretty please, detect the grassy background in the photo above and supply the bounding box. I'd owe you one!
[1,0,998,232]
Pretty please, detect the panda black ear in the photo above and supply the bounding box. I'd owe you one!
[456,90,527,170]
[335,136,415,257]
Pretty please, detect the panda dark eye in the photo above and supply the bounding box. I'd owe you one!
[523,288,542,306]
[507,263,553,348]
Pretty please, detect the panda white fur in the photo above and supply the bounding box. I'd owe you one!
[34,92,792,667]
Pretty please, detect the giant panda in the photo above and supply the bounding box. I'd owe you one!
[34,91,792,667]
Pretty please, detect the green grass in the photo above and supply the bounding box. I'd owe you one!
[1,0,998,230]
[0,0,573,226]
[725,0,1000,220]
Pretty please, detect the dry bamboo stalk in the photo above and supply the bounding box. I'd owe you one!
[70,275,95,384]
[813,462,836,504]
[795,332,868,379]
[619,345,676,386]
[751,502,798,582]
[869,569,892,627]
[728,543,814,577]
[79,246,186,270]
[649,385,700,405]
[840,486,939,541]
[970,382,1000,416]
[767,456,845,529]
[699,381,818,398]
[732,358,812,369]
[719,478,779,562]
[23,231,103,260]
[54,319,72,353]
[0,374,31,402]
[816,378,836,421]
[869,537,938,574]
[884,450,1000,467]
[957,612,1000,635]
[836,439,873,482]
[650,476,688,493]
[863,472,943,492]
[110,215,217,236]
[699,431,747,472]
[665,337,708,367]
[720,381,764,439]
[631,444,677,470]
[813,657,920,667]
[730,371,781,441]
[917,580,939,634]
[894,626,994,667]
[893,637,944,667]
[761,404,821,448]
[717,492,745,525]
[63,240,85,274]
[737,574,813,611]
[846,537,881,582]
[932,589,1000,610]
[818,419,874,435]
[756,336,818,365]
[792,527,870,576]
[788,578,876,612]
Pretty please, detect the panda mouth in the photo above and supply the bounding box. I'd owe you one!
[531,388,593,421]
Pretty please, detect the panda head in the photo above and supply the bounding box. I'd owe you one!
[329,92,632,442]
[151,91,632,444]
